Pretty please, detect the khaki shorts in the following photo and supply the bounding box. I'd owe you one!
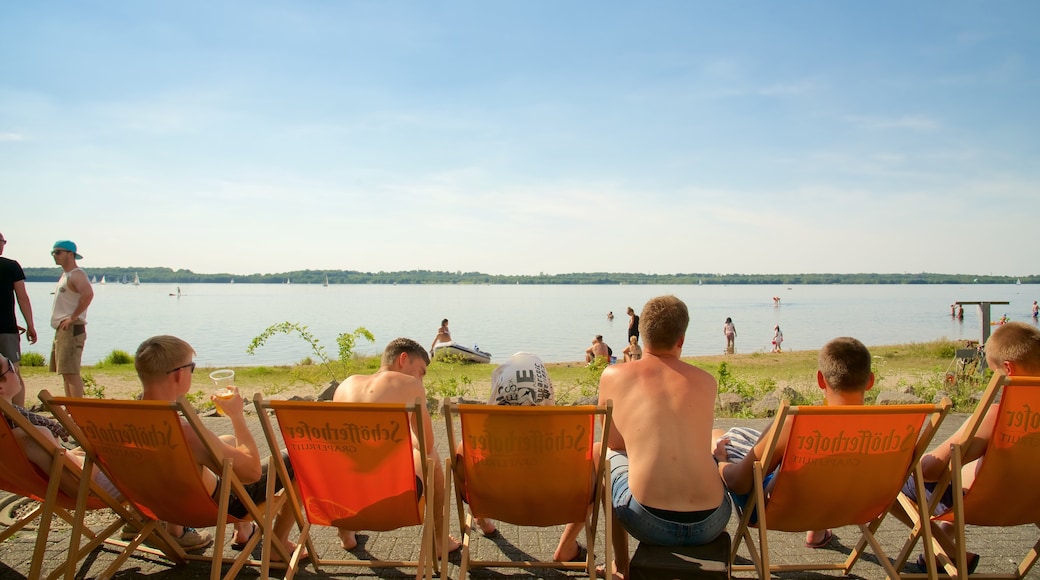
[50,324,86,374]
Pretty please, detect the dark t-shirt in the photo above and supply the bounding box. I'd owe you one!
[628,314,640,340]
[0,257,26,333]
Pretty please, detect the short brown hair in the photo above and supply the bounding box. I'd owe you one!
[639,295,689,350]
[382,338,430,368]
[817,337,872,392]
[135,335,195,385]
[986,322,1040,374]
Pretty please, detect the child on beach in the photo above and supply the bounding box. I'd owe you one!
[713,336,876,549]
[771,325,783,352]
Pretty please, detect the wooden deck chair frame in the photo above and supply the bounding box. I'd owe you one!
[0,397,136,580]
[893,374,1040,579]
[443,401,613,580]
[253,395,439,580]
[40,390,292,580]
[730,400,950,579]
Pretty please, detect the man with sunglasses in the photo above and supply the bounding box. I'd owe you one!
[49,240,93,398]
[0,232,37,406]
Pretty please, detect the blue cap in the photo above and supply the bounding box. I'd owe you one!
[52,240,83,260]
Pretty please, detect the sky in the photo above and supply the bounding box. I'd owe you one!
[2,1,1038,276]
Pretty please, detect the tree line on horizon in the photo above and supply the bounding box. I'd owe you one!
[20,267,1039,286]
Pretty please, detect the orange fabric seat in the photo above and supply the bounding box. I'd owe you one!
[730,400,950,579]
[443,402,613,579]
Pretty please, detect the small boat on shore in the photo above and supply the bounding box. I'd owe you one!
[432,342,492,364]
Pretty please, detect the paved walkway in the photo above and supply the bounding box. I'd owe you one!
[1,411,1038,579]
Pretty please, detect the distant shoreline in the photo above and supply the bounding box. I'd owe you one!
[21,269,1039,286]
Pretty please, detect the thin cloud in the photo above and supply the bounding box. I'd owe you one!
[844,115,940,131]
[0,132,25,141]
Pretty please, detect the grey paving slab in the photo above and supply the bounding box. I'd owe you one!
[1,412,1038,579]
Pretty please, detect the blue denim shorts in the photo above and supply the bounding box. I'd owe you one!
[608,450,731,546]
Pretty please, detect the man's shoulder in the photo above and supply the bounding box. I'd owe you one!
[0,257,24,277]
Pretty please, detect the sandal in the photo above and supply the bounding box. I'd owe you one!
[804,529,834,549]
[567,543,588,563]
[916,552,980,574]
[231,522,258,551]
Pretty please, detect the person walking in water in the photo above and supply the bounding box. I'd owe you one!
[1033,301,1038,320]
[723,317,737,353]
[771,325,784,353]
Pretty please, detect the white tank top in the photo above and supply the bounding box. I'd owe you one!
[51,268,88,328]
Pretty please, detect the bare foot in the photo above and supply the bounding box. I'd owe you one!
[475,517,497,535]
[438,535,462,554]
[596,562,624,580]
[338,528,358,550]
[270,541,308,564]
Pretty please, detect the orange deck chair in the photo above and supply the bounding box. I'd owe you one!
[730,400,950,579]
[254,395,439,580]
[0,397,133,580]
[894,375,1040,579]
[443,401,613,580]
[40,390,294,580]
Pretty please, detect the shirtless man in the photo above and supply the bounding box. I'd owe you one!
[559,296,729,578]
[333,337,461,555]
[585,335,610,363]
[136,335,298,556]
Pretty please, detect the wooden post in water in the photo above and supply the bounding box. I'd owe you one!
[955,300,1010,362]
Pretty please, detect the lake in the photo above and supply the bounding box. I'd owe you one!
[22,282,1040,367]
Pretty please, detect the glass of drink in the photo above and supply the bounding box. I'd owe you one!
[209,369,236,416]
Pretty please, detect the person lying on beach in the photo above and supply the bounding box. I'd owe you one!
[333,337,462,555]
[713,336,876,551]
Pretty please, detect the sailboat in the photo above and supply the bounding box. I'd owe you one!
[90,275,97,284]
[132,273,140,286]
[323,275,329,287]
[100,276,106,285]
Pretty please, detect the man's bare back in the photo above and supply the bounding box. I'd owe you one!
[601,352,724,512]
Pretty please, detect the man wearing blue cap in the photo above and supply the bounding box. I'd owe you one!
[50,240,93,397]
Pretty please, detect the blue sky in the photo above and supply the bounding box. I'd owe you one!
[2,2,1037,276]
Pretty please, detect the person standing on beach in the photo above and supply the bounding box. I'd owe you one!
[771,325,784,353]
[49,240,93,398]
[723,317,737,353]
[430,318,451,356]
[0,232,37,406]
[627,306,640,343]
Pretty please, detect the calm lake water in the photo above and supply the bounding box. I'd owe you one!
[23,282,1040,367]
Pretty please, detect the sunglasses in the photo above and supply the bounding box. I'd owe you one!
[167,361,197,375]
[0,357,13,381]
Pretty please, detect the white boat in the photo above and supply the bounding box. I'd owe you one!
[100,276,106,285]
[323,275,329,287]
[90,275,97,284]
[432,342,492,364]
[132,273,140,286]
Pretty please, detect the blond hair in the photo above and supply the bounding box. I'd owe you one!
[817,337,872,393]
[986,322,1040,374]
[135,335,195,385]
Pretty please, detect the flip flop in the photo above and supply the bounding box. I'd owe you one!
[567,543,588,563]
[230,522,258,551]
[804,529,834,549]
[916,552,980,574]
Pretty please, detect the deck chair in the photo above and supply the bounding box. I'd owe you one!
[0,397,134,580]
[730,400,950,579]
[40,390,294,580]
[893,375,1040,579]
[253,395,439,580]
[443,401,613,579]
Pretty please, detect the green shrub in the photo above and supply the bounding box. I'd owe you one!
[20,352,45,367]
[83,374,106,399]
[96,349,134,367]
